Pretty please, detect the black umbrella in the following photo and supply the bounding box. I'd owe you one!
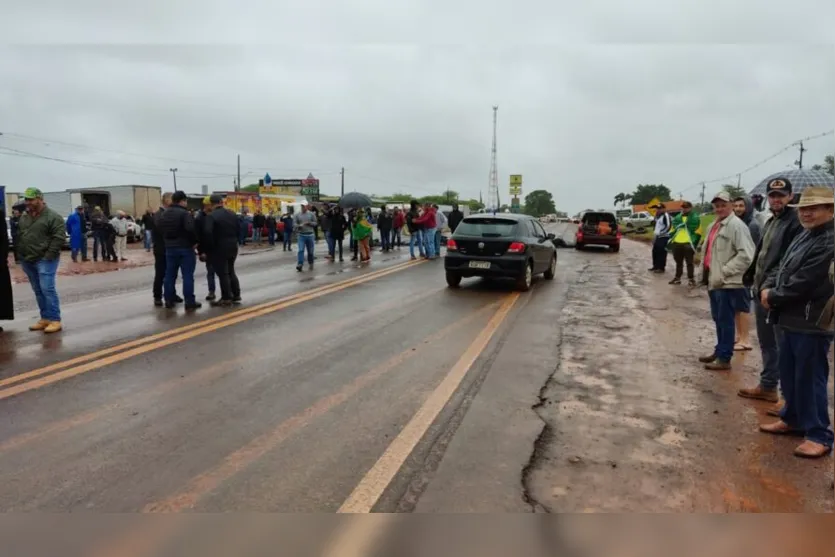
[749,168,834,197]
[338,192,373,209]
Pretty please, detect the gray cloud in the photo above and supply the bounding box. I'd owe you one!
[1,2,833,213]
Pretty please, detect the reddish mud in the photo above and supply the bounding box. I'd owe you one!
[525,239,832,512]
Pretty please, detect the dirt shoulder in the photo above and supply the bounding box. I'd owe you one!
[524,239,833,512]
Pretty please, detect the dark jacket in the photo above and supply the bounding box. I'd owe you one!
[194,210,210,255]
[253,214,266,229]
[330,212,349,240]
[140,212,156,231]
[151,208,166,255]
[266,215,277,230]
[406,208,422,233]
[377,212,393,232]
[158,205,197,250]
[16,206,65,263]
[90,210,109,232]
[319,211,332,232]
[765,220,834,335]
[203,207,240,256]
[1,210,12,321]
[448,209,464,232]
[738,196,762,247]
[744,206,803,292]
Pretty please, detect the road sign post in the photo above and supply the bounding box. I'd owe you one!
[509,174,522,198]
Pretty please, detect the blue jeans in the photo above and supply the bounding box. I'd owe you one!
[708,289,742,362]
[392,229,401,248]
[21,258,61,321]
[93,230,107,260]
[409,229,425,258]
[164,248,196,305]
[434,229,442,255]
[268,228,276,246]
[326,231,335,256]
[253,228,262,242]
[754,297,782,390]
[297,234,315,266]
[144,229,153,250]
[380,229,391,250]
[283,229,293,250]
[423,227,437,258]
[778,330,834,448]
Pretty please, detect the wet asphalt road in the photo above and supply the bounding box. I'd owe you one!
[0,225,576,515]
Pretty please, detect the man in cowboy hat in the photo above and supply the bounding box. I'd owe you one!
[739,177,803,408]
[758,186,834,459]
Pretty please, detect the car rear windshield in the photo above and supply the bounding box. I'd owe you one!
[455,219,517,237]
[582,212,617,224]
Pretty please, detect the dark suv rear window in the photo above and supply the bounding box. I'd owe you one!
[581,212,617,224]
[455,219,517,237]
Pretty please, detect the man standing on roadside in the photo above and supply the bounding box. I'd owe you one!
[448,203,464,233]
[377,205,393,252]
[667,201,700,287]
[739,178,803,408]
[266,211,277,246]
[66,205,89,263]
[203,194,242,306]
[414,203,437,259]
[406,200,424,260]
[16,187,66,333]
[294,203,317,272]
[151,193,182,307]
[159,191,201,310]
[758,187,834,459]
[697,191,755,370]
[194,196,217,302]
[281,210,294,252]
[433,204,447,256]
[649,204,672,273]
[110,210,129,261]
[140,207,155,252]
[90,205,109,262]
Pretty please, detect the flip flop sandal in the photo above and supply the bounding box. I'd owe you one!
[759,422,804,436]
[733,343,753,351]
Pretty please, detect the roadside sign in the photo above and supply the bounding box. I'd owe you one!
[509,175,522,186]
[511,197,521,213]
[646,197,661,217]
[616,209,632,218]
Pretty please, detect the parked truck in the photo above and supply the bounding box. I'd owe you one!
[43,189,113,219]
[96,185,162,218]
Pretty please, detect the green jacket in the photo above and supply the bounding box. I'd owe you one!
[17,207,66,263]
[667,211,701,249]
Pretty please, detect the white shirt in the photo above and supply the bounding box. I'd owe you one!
[110,216,129,236]
[653,213,671,237]
[435,210,447,230]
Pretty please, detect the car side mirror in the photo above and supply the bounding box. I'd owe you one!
[546,233,556,241]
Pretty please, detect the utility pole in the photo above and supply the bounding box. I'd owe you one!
[736,173,742,190]
[340,167,345,197]
[169,168,178,190]
[795,141,807,169]
[237,155,241,192]
[700,182,706,207]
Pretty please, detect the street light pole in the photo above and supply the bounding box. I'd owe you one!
[169,168,178,190]
[340,167,345,197]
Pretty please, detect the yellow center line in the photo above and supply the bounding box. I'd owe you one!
[142,304,497,513]
[0,260,425,401]
[0,259,421,391]
[337,292,520,513]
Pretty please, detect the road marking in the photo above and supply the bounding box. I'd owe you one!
[0,286,446,454]
[0,260,424,401]
[337,292,520,513]
[142,304,496,513]
[0,259,420,391]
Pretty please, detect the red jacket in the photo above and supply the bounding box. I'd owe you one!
[414,208,436,229]
[393,212,406,229]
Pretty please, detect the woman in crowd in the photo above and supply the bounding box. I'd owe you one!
[352,208,373,263]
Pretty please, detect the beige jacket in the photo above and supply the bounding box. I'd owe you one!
[699,213,755,290]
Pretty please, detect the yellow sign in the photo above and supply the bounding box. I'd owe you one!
[646,197,661,217]
[509,175,522,186]
[510,185,522,196]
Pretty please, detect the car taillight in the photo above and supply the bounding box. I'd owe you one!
[576,228,584,241]
[616,231,622,240]
[507,242,526,254]
[447,238,458,251]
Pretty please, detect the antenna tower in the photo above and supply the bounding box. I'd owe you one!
[487,106,499,211]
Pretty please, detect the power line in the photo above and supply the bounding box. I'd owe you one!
[680,129,834,194]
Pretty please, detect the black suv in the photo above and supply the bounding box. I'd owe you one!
[444,213,557,291]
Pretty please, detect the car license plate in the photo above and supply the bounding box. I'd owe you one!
[469,261,491,269]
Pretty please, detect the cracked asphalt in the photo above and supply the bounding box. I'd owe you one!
[1,223,830,539]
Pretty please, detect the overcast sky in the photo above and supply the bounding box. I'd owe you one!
[1,1,833,213]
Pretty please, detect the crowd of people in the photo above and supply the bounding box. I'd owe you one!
[649,179,834,460]
[0,191,469,335]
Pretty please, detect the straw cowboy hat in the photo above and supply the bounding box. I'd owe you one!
[789,186,834,208]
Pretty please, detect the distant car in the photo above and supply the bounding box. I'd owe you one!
[621,211,653,231]
[444,213,557,291]
[575,211,621,252]
[124,216,142,243]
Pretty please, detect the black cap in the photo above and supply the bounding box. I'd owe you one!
[765,177,792,196]
[209,194,224,205]
[172,191,188,203]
